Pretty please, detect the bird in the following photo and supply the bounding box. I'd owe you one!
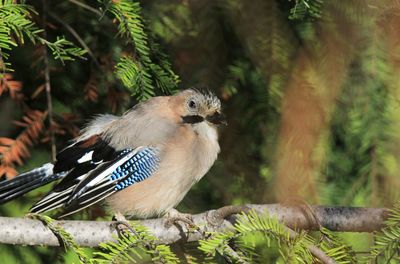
[0,88,226,220]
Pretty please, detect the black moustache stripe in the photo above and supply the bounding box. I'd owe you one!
[182,115,204,124]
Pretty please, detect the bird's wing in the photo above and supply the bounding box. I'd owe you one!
[0,164,67,204]
[0,135,113,204]
[30,135,160,217]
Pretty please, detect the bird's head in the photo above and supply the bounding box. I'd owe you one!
[175,87,226,127]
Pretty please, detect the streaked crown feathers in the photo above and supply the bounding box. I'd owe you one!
[186,87,221,111]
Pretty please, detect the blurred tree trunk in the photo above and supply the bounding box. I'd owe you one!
[224,1,367,203]
[272,2,367,202]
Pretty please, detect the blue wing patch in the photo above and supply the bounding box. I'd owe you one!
[111,147,160,191]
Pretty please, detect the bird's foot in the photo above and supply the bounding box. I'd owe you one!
[112,211,128,222]
[111,212,136,235]
[164,208,196,229]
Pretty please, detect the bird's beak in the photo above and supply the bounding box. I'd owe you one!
[182,115,204,124]
[206,112,227,126]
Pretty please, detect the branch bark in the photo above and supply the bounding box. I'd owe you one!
[0,204,388,247]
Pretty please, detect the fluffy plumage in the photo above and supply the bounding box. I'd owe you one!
[0,88,224,218]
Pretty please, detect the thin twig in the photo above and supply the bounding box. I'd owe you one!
[308,244,337,264]
[48,12,100,68]
[221,244,250,264]
[42,0,56,162]
[286,227,337,264]
[67,0,102,16]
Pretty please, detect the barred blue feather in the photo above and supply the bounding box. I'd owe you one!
[112,148,160,190]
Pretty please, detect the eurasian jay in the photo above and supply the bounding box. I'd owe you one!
[0,88,225,219]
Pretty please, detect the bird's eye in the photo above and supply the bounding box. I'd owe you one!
[188,100,196,109]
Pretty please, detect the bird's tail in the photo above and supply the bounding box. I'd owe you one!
[0,163,66,204]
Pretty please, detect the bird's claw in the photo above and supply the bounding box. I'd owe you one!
[164,209,196,229]
[112,211,128,222]
[111,212,137,235]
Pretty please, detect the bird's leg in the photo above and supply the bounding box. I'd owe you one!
[112,211,128,222]
[163,208,196,229]
[111,212,137,235]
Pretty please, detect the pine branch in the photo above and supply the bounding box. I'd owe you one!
[364,202,400,263]
[93,221,179,263]
[0,1,85,71]
[29,213,90,263]
[289,0,323,20]
[48,12,98,68]
[0,110,47,178]
[0,204,388,247]
[200,211,332,263]
[0,73,23,100]
[104,0,179,100]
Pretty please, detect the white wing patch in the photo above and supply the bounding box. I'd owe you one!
[77,151,94,163]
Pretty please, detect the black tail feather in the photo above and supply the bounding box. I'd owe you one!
[0,168,47,192]
[0,164,66,204]
[30,189,71,213]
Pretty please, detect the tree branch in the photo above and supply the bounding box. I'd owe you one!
[0,204,388,247]
[42,0,56,162]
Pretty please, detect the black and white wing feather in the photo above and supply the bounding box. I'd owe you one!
[0,164,67,204]
[30,141,160,217]
[0,133,161,217]
[0,135,111,205]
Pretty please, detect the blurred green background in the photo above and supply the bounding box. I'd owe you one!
[1,0,399,262]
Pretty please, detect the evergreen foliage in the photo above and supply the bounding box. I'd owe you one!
[103,0,179,100]
[199,211,314,263]
[316,228,358,263]
[93,222,179,263]
[365,202,400,263]
[0,1,40,70]
[28,213,90,263]
[289,0,323,20]
[0,0,85,72]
